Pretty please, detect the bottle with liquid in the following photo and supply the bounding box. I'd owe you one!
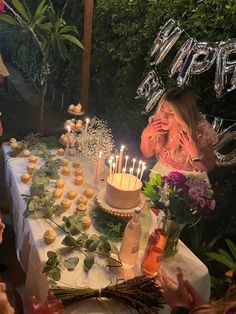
[141,215,167,277]
[139,198,152,254]
[119,207,141,269]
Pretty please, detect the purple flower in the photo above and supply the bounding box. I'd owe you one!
[163,171,187,189]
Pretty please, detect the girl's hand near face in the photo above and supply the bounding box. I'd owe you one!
[178,130,201,158]
[142,118,166,139]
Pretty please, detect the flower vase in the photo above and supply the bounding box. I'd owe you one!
[164,219,185,259]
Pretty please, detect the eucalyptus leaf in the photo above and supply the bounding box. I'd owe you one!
[84,254,94,271]
[62,235,78,247]
[47,251,57,259]
[98,241,111,254]
[88,240,100,252]
[64,257,79,271]
[51,269,61,281]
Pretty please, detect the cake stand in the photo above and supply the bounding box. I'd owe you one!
[68,109,85,116]
[96,189,145,218]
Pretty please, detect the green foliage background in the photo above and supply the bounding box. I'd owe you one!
[1,0,236,295]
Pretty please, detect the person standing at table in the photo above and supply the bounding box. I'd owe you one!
[140,87,218,179]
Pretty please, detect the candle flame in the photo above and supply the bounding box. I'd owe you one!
[99,151,102,158]
[121,145,125,151]
[85,118,90,123]
[67,125,71,132]
[122,168,126,173]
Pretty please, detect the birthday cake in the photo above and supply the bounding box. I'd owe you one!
[105,173,142,209]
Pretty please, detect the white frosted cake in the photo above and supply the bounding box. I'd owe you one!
[105,173,142,209]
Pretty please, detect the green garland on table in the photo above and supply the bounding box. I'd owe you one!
[8,135,60,158]
[52,275,165,314]
[43,229,121,280]
[91,205,128,241]
[23,158,63,218]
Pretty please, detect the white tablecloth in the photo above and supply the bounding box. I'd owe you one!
[2,143,211,313]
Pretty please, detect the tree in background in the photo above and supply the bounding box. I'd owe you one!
[0,0,83,130]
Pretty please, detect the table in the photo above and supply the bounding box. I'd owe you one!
[1,143,211,313]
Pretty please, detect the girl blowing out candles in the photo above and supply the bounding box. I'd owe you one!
[140,87,218,179]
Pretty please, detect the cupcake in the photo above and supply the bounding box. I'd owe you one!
[22,149,31,157]
[81,216,91,230]
[62,167,70,176]
[60,135,67,145]
[68,104,75,111]
[74,168,83,177]
[57,148,65,156]
[61,198,71,210]
[11,142,18,149]
[74,104,82,113]
[75,121,83,130]
[52,189,63,200]
[72,160,80,169]
[74,176,83,186]
[21,173,31,184]
[29,155,37,164]
[26,163,36,172]
[83,187,94,198]
[67,189,77,200]
[62,158,69,167]
[55,179,65,189]
[10,138,17,144]
[77,195,88,205]
[43,229,57,245]
[76,204,87,212]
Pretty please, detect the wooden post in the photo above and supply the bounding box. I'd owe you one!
[81,0,94,114]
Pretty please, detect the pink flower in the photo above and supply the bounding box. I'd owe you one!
[209,199,216,210]
[188,188,199,199]
[0,0,5,13]
[197,197,206,208]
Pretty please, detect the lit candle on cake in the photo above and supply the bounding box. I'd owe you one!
[66,125,71,153]
[112,162,116,174]
[112,162,116,183]
[115,155,119,173]
[109,159,112,176]
[95,152,102,181]
[85,118,90,132]
[140,165,146,181]
[118,145,125,173]
[124,156,129,170]
[134,168,141,188]
[131,159,136,175]
[128,167,133,188]
[120,168,126,187]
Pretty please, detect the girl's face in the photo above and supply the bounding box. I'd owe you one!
[159,101,179,130]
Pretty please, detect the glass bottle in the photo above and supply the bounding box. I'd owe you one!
[139,198,152,254]
[119,207,141,269]
[141,215,167,277]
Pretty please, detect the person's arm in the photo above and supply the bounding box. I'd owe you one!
[140,119,165,158]
[178,130,215,172]
[0,119,3,137]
